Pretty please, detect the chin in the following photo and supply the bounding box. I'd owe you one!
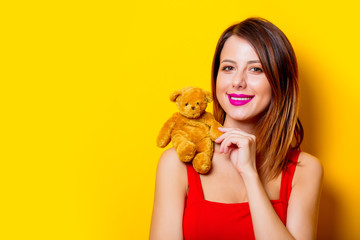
[227,110,265,123]
[227,113,251,122]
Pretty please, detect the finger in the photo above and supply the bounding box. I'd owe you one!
[215,130,238,143]
[218,127,228,132]
[215,134,224,143]
[215,132,228,143]
[221,134,255,154]
[217,131,235,147]
[223,138,239,154]
[218,127,255,139]
[216,130,250,144]
[220,136,242,154]
[216,132,236,144]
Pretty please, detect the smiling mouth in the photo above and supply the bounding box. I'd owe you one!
[229,96,253,101]
[227,94,254,106]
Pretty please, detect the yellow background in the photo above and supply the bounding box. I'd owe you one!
[1,1,359,239]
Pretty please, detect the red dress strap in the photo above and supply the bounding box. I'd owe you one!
[185,163,203,205]
[183,152,300,238]
[279,149,301,203]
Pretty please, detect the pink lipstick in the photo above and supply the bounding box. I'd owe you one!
[227,93,254,106]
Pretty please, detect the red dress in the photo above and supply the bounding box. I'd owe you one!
[183,150,300,240]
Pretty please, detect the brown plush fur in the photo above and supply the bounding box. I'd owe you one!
[157,87,223,174]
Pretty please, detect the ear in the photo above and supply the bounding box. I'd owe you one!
[169,90,182,102]
[203,89,213,103]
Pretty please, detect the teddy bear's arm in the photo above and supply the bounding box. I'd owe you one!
[202,112,223,141]
[156,112,180,148]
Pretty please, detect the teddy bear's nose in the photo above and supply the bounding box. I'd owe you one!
[192,106,195,110]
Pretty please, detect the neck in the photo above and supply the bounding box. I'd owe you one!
[222,116,258,135]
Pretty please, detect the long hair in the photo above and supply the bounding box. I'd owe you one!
[211,17,304,180]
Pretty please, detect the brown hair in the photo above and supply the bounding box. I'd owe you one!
[211,17,304,180]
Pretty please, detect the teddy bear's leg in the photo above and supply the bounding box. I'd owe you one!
[192,137,213,174]
[172,132,196,163]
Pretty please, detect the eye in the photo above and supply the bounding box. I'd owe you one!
[185,103,188,106]
[250,67,263,73]
[222,66,235,71]
[197,102,199,105]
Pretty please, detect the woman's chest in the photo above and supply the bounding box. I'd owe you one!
[199,158,282,203]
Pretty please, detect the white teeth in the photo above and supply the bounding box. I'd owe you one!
[230,97,252,100]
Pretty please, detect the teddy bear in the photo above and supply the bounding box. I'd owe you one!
[157,87,223,174]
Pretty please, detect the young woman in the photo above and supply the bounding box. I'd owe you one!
[150,17,323,240]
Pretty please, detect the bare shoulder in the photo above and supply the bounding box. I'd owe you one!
[151,148,188,239]
[158,147,187,173]
[294,151,324,186]
[156,147,188,189]
[298,152,323,176]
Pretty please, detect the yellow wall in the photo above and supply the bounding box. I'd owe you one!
[1,1,359,239]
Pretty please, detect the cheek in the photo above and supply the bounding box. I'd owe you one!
[215,83,223,103]
[215,77,227,97]
[263,83,272,100]
[216,73,230,87]
[260,83,273,106]
[251,78,272,96]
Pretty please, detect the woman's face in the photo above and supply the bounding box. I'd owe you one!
[216,35,272,124]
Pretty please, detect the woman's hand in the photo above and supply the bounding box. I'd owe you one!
[215,127,258,176]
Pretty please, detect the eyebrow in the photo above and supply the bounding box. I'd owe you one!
[221,59,260,64]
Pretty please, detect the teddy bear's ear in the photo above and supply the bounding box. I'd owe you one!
[203,89,213,103]
[169,90,182,102]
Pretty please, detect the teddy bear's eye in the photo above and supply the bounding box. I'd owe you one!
[197,102,199,105]
[185,103,188,106]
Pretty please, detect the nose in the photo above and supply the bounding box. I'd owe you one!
[232,72,247,89]
[191,106,195,110]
